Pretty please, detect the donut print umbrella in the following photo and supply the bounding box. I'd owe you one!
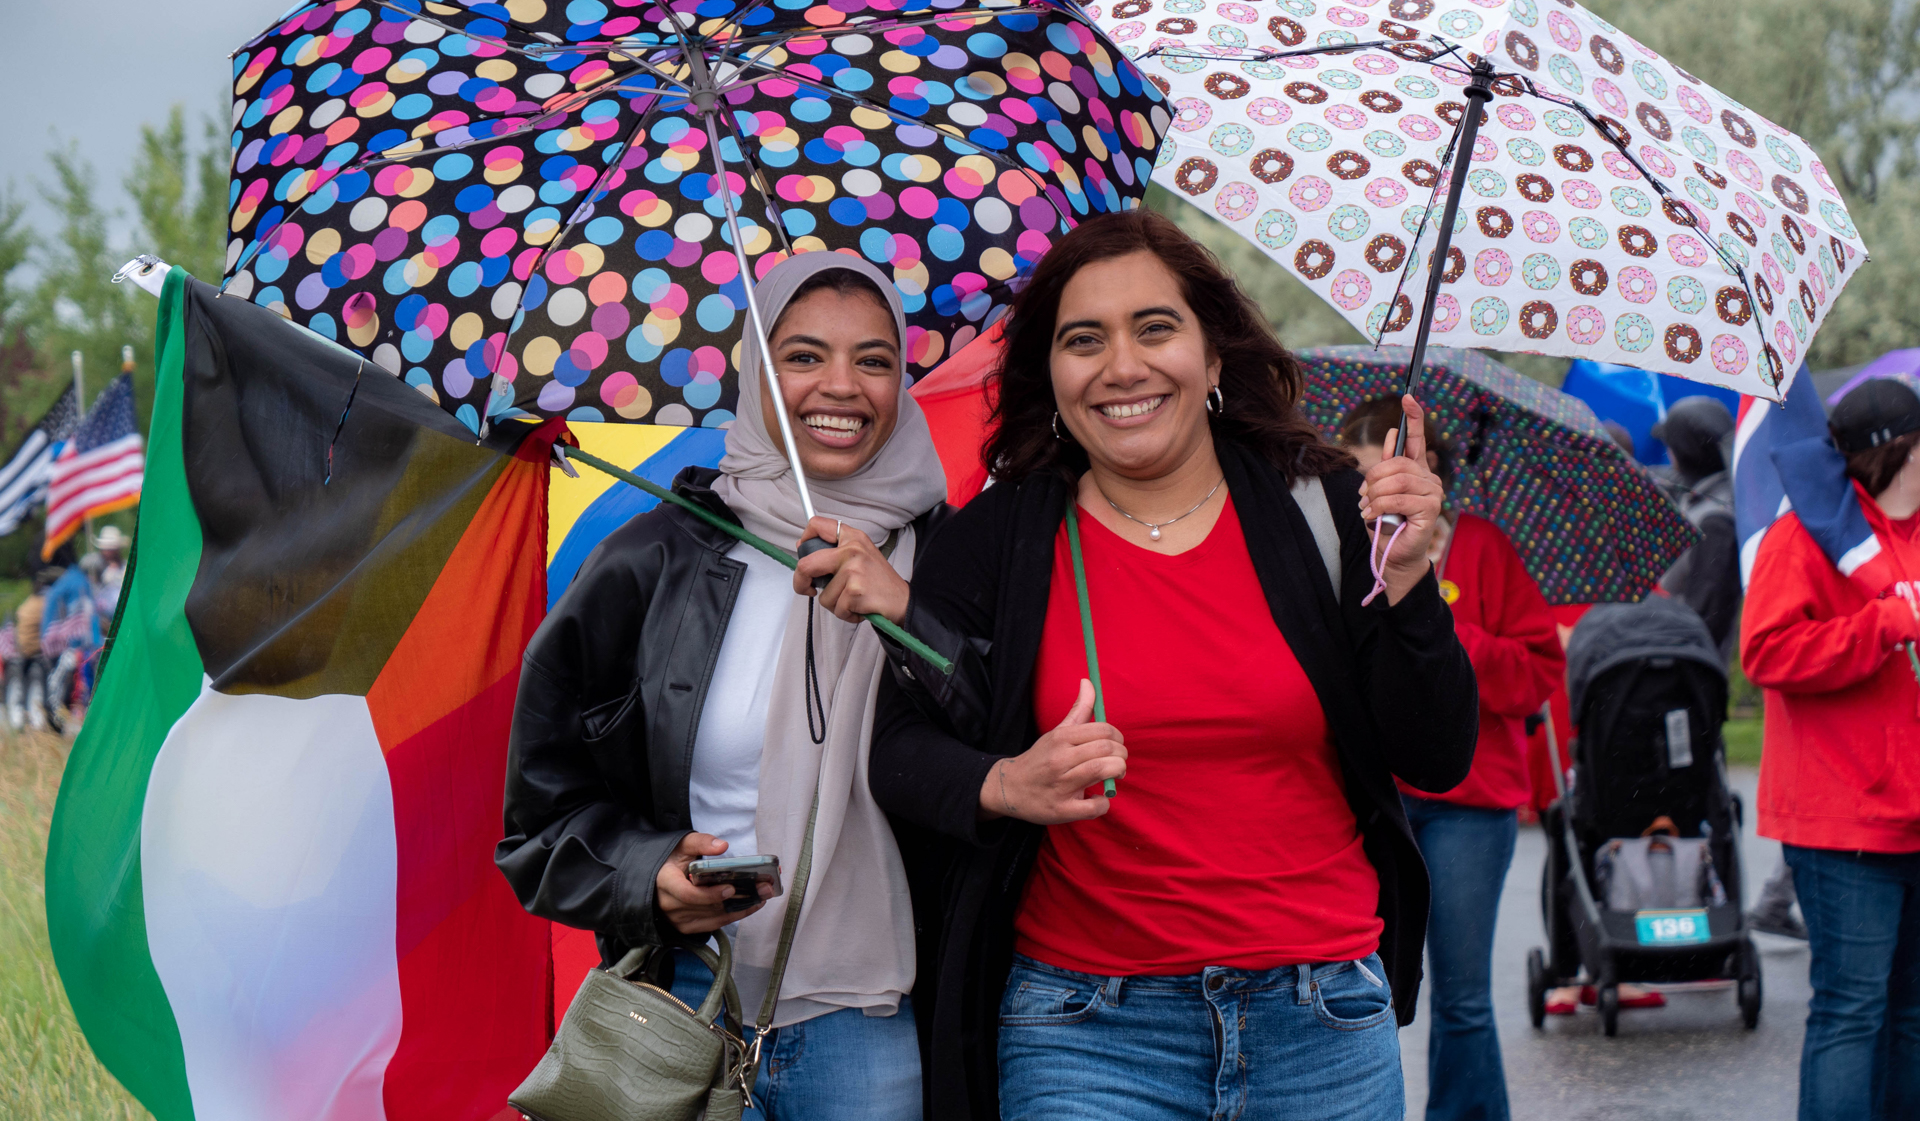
[1100,0,1867,405]
[1297,345,1695,604]
[225,0,1169,452]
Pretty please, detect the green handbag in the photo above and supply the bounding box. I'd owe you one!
[510,791,822,1121]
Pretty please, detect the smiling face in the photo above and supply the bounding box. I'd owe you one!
[1049,251,1221,482]
[756,284,902,481]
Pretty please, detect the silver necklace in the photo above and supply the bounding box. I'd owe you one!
[1101,477,1225,541]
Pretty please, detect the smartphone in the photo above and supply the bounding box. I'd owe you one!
[686,854,783,912]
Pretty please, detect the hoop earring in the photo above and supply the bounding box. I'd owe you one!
[1208,385,1225,415]
[1053,411,1064,439]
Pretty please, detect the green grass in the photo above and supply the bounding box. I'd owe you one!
[1724,716,1763,767]
[0,731,152,1119]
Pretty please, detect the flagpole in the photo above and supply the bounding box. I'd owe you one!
[71,350,92,553]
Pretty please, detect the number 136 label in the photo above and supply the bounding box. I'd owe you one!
[1634,908,1710,945]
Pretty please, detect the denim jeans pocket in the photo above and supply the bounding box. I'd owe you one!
[998,966,1104,1027]
[1309,956,1395,1032]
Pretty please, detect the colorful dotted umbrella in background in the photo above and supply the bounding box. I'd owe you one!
[1297,344,1697,604]
[227,0,1171,435]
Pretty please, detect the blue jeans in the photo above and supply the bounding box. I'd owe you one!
[1402,796,1517,1121]
[670,949,922,1121]
[1783,844,1920,1121]
[997,952,1403,1121]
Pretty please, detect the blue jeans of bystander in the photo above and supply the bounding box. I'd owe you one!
[1783,844,1920,1121]
[670,948,923,1121]
[1402,795,1517,1121]
[996,952,1403,1121]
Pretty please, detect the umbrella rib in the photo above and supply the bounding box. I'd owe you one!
[717,56,1074,233]
[1373,103,1467,348]
[473,92,668,437]
[1518,78,1777,394]
[710,103,797,258]
[712,6,1050,52]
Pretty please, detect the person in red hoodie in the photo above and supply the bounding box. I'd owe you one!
[1343,398,1564,1121]
[1742,378,1920,1121]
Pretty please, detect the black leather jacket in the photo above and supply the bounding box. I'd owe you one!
[496,467,771,961]
[496,466,945,965]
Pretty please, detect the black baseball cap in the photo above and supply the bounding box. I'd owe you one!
[1830,379,1920,454]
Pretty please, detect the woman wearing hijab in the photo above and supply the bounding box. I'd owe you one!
[869,209,1478,1121]
[496,252,950,1121]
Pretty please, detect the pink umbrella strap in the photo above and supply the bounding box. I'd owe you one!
[1362,516,1409,607]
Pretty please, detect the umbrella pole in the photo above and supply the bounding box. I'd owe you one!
[700,105,821,525]
[1389,58,1496,470]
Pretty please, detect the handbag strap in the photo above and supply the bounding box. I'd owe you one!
[1064,504,1109,727]
[752,784,822,1034]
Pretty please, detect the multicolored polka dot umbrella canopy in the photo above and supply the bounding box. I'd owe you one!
[226,0,1170,438]
[1297,345,1696,604]
[1100,0,1867,404]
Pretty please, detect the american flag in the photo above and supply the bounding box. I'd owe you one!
[0,385,80,536]
[43,375,143,559]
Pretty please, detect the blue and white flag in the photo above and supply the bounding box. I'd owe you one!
[0,386,80,536]
[1732,363,1881,587]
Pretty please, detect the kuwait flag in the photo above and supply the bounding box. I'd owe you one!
[46,269,557,1121]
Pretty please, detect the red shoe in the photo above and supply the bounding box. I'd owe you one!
[1545,986,1579,1015]
[1579,984,1667,1009]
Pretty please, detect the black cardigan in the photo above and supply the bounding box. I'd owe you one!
[870,439,1479,1121]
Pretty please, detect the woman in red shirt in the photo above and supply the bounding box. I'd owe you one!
[1742,379,1920,1119]
[871,209,1478,1121]
[1342,398,1562,1121]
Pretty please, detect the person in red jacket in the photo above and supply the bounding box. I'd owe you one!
[1742,379,1920,1121]
[1343,399,1564,1121]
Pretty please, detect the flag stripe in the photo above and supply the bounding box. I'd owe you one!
[46,267,198,1121]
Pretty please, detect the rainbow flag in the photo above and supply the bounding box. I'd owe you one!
[46,270,558,1121]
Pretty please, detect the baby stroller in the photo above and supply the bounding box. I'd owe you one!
[1525,596,1761,1036]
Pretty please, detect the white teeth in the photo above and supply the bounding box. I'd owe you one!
[1099,396,1166,420]
[804,414,865,433]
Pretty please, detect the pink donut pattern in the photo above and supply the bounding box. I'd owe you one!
[1213,182,1260,222]
[1364,177,1409,208]
[1121,0,1863,396]
[1289,175,1334,212]
[1329,268,1373,310]
[1473,248,1513,287]
[1566,305,1607,345]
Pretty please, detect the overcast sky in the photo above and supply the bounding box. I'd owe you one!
[1,0,274,259]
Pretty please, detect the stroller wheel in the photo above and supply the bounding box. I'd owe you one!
[1526,948,1548,1029]
[1738,938,1763,1029]
[1600,984,1619,1037]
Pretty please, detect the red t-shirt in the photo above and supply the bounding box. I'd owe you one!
[1014,496,1384,975]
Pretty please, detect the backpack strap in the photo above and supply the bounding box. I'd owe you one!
[1291,475,1343,605]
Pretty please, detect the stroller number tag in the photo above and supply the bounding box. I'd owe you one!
[1663,708,1693,769]
[1635,908,1710,946]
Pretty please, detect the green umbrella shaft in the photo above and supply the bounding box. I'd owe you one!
[561,445,955,675]
[1065,505,1117,799]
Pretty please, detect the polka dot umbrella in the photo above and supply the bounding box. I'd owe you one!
[226,0,1171,463]
[1099,0,1867,407]
[1297,344,1697,604]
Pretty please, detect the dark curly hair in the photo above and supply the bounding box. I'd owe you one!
[982,208,1350,484]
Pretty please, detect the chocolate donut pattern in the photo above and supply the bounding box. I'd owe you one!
[1617,224,1659,258]
[1664,323,1703,363]
[1715,286,1753,325]
[1284,81,1328,105]
[1205,72,1252,100]
[1554,144,1595,173]
[1295,239,1336,280]
[1517,173,1555,203]
[1364,234,1407,273]
[1359,90,1404,114]
[1476,206,1515,239]
[1570,259,1610,295]
[1249,148,1293,184]
[1327,150,1371,180]
[1403,159,1440,188]
[1520,301,1559,340]
[1173,157,1219,196]
[1267,15,1305,44]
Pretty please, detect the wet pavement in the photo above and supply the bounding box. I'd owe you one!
[1399,766,1810,1120]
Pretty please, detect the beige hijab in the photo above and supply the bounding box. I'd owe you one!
[712,251,947,1026]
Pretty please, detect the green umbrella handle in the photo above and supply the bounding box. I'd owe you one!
[560,445,955,675]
